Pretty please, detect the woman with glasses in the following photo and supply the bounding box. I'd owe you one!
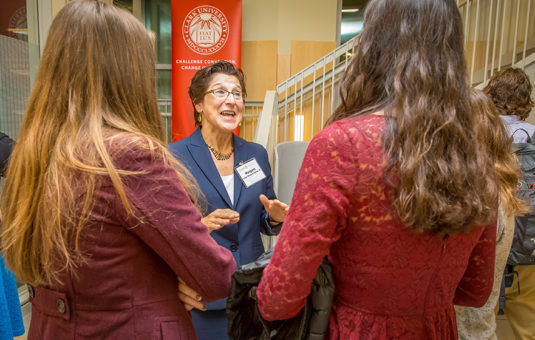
[169,60,288,340]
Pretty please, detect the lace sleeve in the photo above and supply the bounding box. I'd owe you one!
[257,123,358,321]
[453,221,497,307]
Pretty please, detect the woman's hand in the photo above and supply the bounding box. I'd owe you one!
[178,278,206,311]
[201,209,240,233]
[259,194,289,223]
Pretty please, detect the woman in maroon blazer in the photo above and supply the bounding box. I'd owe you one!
[0,1,235,339]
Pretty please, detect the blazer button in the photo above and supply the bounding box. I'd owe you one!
[230,244,238,252]
[57,298,66,314]
[27,285,34,298]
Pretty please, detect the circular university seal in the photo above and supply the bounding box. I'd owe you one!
[182,5,229,55]
[8,6,28,42]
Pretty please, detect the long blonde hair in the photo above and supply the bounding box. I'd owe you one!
[0,0,199,286]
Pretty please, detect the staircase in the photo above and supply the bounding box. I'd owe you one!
[252,0,535,159]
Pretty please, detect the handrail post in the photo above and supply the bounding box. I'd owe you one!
[254,90,278,167]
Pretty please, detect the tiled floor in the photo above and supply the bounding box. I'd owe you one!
[496,314,517,340]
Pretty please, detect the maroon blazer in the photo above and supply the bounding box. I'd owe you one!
[27,146,236,339]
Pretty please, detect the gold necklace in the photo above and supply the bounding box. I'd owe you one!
[206,143,234,160]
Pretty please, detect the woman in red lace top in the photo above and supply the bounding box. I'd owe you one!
[256,0,526,339]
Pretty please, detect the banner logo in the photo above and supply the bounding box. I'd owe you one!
[8,6,27,41]
[182,5,229,55]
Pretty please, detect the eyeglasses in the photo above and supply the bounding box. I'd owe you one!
[205,89,246,102]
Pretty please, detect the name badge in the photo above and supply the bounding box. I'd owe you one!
[235,158,266,188]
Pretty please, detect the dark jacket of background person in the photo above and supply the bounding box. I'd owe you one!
[226,248,334,340]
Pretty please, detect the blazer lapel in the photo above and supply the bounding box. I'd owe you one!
[233,134,245,206]
[187,129,233,208]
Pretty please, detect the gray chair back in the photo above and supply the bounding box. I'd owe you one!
[273,141,310,205]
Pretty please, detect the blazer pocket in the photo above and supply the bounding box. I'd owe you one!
[160,320,184,340]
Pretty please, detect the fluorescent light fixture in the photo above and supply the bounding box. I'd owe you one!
[341,22,363,35]
[342,8,360,13]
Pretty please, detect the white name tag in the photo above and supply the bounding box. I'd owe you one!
[235,158,266,188]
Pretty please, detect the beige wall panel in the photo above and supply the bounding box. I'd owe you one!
[465,40,489,77]
[276,0,337,54]
[242,0,279,41]
[290,41,337,76]
[51,0,67,18]
[277,54,291,83]
[133,0,143,20]
[241,41,278,102]
[242,0,338,55]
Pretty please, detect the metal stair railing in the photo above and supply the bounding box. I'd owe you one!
[253,0,535,149]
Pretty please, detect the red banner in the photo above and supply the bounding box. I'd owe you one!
[0,0,27,42]
[171,0,242,142]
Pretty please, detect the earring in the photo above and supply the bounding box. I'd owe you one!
[239,121,242,126]
[198,114,202,124]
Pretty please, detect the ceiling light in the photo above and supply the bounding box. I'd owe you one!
[342,8,360,13]
[341,22,363,35]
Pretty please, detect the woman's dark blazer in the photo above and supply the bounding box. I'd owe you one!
[169,128,280,310]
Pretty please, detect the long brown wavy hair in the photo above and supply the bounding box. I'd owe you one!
[329,0,526,235]
[0,0,199,286]
[484,68,535,120]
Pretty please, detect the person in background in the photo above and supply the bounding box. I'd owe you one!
[0,133,13,177]
[483,67,535,340]
[455,70,529,337]
[255,0,526,339]
[490,68,535,143]
[0,132,25,340]
[168,61,288,340]
[0,1,235,339]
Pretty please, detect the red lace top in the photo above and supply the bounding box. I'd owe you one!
[257,115,496,339]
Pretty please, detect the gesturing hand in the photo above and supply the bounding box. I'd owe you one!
[259,194,289,224]
[201,209,240,233]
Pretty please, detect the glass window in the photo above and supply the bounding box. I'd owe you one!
[156,69,172,100]
[0,0,36,140]
[144,0,172,65]
[144,0,172,111]
[340,0,368,44]
[0,1,38,287]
